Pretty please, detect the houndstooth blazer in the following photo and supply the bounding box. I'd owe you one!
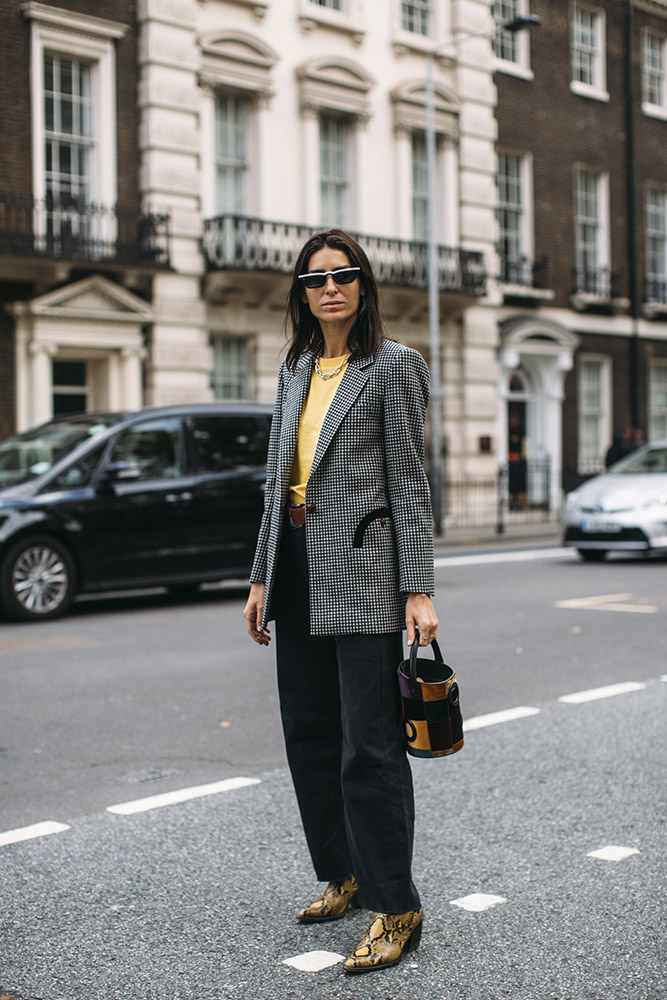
[249,337,435,635]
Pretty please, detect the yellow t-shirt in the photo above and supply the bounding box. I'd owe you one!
[289,354,349,505]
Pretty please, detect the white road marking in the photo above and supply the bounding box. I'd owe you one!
[0,820,70,848]
[450,893,507,912]
[555,593,658,614]
[559,682,647,704]
[464,706,541,731]
[107,776,261,815]
[282,951,345,972]
[588,846,640,862]
[435,547,571,568]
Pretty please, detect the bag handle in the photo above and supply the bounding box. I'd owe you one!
[408,627,444,697]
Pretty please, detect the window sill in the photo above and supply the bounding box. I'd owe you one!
[570,81,609,103]
[499,282,554,303]
[392,31,439,58]
[494,59,534,82]
[571,291,629,312]
[641,102,667,122]
[643,299,667,319]
[298,3,365,43]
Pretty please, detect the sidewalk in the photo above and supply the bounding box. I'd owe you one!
[434,519,561,552]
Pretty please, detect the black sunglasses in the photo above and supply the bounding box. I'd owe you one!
[297,267,361,289]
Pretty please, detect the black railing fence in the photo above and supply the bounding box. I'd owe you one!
[572,265,623,299]
[202,214,487,296]
[498,253,550,290]
[646,276,667,305]
[0,192,170,268]
[436,458,553,532]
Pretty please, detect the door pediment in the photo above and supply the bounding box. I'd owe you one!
[12,275,153,323]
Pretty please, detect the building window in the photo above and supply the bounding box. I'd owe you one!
[44,55,94,205]
[648,362,667,441]
[643,31,667,112]
[497,153,528,283]
[578,356,611,471]
[411,134,428,241]
[311,0,343,8]
[215,94,248,215]
[211,336,250,400]
[320,116,348,228]
[26,5,124,215]
[646,186,667,303]
[401,1,431,36]
[571,4,607,99]
[574,168,609,295]
[493,0,519,62]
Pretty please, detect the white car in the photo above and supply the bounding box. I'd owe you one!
[562,441,667,561]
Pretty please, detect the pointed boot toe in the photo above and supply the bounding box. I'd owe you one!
[343,909,423,973]
[297,874,359,923]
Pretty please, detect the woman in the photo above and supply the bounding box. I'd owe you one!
[243,229,438,974]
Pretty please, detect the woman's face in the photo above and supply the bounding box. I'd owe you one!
[301,246,362,330]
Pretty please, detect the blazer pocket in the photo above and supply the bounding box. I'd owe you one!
[353,507,391,548]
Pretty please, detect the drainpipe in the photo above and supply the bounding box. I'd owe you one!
[624,0,640,433]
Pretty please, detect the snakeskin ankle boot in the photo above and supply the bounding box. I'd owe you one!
[297,874,359,923]
[343,908,423,973]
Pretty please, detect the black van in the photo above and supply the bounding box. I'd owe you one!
[0,403,271,620]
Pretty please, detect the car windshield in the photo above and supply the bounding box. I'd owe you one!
[609,445,667,475]
[0,418,112,488]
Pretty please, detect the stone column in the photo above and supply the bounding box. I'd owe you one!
[28,342,57,426]
[120,347,146,411]
[301,104,321,226]
[137,0,211,406]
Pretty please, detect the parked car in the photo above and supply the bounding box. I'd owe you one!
[562,440,667,560]
[0,403,272,620]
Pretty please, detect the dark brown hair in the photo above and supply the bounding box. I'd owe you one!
[285,229,384,371]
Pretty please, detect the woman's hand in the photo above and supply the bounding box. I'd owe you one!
[244,582,271,646]
[405,593,438,647]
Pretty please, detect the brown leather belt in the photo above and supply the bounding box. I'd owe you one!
[288,503,315,527]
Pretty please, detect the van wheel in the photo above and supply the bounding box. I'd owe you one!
[1,536,76,620]
[577,549,607,562]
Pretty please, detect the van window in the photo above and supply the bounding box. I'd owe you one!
[191,415,269,472]
[109,418,183,480]
[50,441,106,489]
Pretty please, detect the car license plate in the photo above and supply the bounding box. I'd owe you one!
[579,518,622,533]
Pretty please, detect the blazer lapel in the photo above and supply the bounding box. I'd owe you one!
[279,351,314,482]
[309,356,372,479]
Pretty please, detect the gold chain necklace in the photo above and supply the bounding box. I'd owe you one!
[314,354,350,380]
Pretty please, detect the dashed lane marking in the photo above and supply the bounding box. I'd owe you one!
[282,951,345,972]
[588,845,640,862]
[464,706,541,731]
[555,593,658,613]
[0,820,70,848]
[450,893,507,912]
[107,776,261,815]
[434,547,572,568]
[559,682,647,704]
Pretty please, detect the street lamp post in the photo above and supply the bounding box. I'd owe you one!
[425,14,540,535]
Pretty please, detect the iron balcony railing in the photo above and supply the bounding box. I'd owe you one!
[0,192,171,268]
[572,265,623,300]
[498,253,549,290]
[645,276,667,305]
[202,214,487,296]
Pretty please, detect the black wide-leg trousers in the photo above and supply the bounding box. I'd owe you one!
[272,523,420,914]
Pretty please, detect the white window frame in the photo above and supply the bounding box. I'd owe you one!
[298,0,366,41]
[319,114,351,228]
[392,0,450,55]
[210,334,252,401]
[645,184,667,306]
[493,0,535,80]
[214,93,251,216]
[648,361,667,442]
[573,167,610,297]
[642,30,667,121]
[577,354,612,473]
[411,132,428,241]
[570,3,609,103]
[497,151,534,284]
[24,3,123,212]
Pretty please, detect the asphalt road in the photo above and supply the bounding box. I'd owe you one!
[1,545,666,998]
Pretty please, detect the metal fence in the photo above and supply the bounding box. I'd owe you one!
[439,458,554,533]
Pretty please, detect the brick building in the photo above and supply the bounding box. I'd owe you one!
[0,0,170,438]
[494,0,667,497]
